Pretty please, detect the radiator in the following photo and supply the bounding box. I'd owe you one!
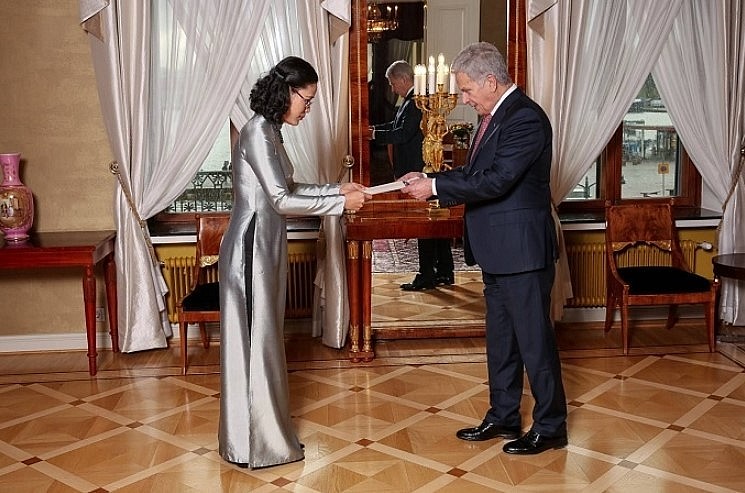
[162,252,316,323]
[565,239,697,308]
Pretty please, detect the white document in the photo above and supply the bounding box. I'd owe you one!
[365,181,405,195]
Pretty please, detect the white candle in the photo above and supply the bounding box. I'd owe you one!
[437,63,447,87]
[449,71,457,94]
[415,64,427,95]
[427,56,436,94]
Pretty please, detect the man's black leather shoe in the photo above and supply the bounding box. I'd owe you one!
[456,421,522,441]
[400,275,435,291]
[435,273,455,286]
[502,429,568,455]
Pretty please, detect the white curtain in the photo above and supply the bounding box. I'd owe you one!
[653,0,745,324]
[228,0,352,348]
[527,0,684,320]
[81,0,268,352]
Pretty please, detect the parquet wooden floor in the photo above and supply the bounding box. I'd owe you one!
[2,272,745,492]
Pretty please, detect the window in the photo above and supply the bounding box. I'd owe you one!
[165,121,234,214]
[560,75,701,213]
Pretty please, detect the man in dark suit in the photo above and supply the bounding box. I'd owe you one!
[370,60,454,291]
[401,42,567,455]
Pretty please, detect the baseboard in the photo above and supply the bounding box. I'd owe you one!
[0,324,219,353]
[0,332,115,353]
[560,306,704,324]
[0,311,706,353]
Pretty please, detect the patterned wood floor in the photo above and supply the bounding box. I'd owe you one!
[2,273,745,492]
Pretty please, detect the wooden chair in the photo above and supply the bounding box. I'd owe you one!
[176,213,230,374]
[604,202,719,354]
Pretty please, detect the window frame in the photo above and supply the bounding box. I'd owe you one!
[508,1,702,216]
[558,126,702,215]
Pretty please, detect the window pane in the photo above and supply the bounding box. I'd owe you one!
[167,121,233,213]
[566,161,600,200]
[621,76,680,199]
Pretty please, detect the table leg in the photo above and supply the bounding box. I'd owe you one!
[104,252,119,353]
[347,240,361,361]
[360,240,374,361]
[82,264,98,375]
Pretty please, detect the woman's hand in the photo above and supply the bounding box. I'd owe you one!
[343,190,367,213]
[340,182,366,195]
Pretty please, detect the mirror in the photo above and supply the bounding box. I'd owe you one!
[366,1,426,186]
[350,0,513,186]
[346,0,522,337]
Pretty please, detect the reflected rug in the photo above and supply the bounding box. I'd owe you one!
[372,239,472,273]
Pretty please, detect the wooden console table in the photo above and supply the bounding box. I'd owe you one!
[344,195,463,362]
[712,254,745,283]
[0,231,118,375]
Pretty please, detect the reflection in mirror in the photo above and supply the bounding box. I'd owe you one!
[367,1,425,186]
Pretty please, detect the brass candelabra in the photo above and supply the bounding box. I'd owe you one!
[415,84,458,173]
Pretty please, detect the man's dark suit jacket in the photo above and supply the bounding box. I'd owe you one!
[372,89,425,178]
[435,88,558,275]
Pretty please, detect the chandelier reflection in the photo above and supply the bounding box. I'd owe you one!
[367,2,398,43]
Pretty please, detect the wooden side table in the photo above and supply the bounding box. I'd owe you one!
[712,253,745,334]
[0,231,118,375]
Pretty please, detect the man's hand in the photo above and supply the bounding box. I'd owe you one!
[402,176,434,201]
[397,171,424,185]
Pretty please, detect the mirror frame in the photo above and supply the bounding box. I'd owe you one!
[348,0,527,186]
[349,0,371,186]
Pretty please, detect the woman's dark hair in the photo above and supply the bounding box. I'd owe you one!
[250,56,319,124]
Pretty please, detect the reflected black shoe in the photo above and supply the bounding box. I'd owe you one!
[435,273,455,285]
[456,421,522,441]
[503,429,568,455]
[400,275,435,291]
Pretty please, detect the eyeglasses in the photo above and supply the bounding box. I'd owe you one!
[292,88,313,110]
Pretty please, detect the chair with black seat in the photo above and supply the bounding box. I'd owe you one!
[604,201,719,354]
[176,213,230,374]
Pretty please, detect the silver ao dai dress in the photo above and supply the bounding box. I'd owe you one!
[218,115,345,467]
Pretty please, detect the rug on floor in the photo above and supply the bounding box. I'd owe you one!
[372,238,472,273]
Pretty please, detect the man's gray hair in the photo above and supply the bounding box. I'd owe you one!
[451,42,511,85]
[385,60,414,82]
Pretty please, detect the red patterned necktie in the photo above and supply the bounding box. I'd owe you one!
[471,114,492,151]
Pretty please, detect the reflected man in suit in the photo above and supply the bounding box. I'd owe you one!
[370,60,454,291]
[400,43,567,455]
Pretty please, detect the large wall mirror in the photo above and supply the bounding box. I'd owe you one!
[349,0,515,186]
[347,0,520,337]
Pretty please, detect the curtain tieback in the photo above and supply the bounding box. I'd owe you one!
[109,161,160,266]
[717,147,745,240]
